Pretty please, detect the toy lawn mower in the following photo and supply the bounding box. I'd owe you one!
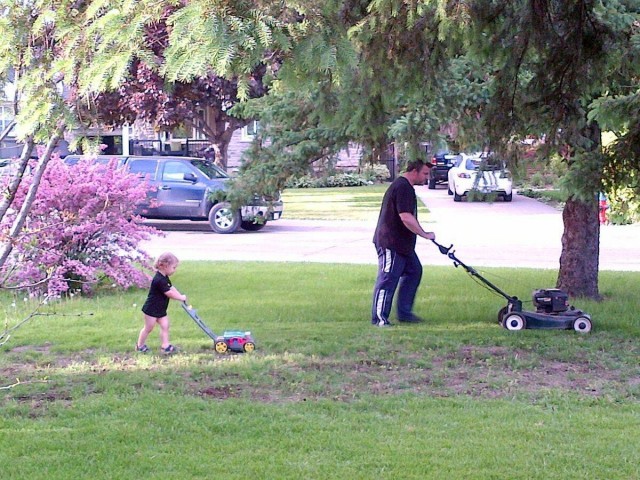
[431,240,593,333]
[181,302,256,353]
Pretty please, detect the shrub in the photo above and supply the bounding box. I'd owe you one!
[607,187,640,225]
[0,156,157,297]
[529,172,547,187]
[285,172,370,188]
[361,164,390,183]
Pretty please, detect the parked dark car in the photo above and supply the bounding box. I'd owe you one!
[428,152,461,189]
[64,155,283,233]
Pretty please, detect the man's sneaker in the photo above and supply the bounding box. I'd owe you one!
[398,314,424,324]
[373,320,392,327]
[136,344,150,353]
[161,344,177,355]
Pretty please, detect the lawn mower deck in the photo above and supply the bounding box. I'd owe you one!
[181,302,256,353]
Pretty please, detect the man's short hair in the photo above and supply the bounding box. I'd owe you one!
[405,159,432,172]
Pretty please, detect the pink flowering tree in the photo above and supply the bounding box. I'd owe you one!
[0,156,158,297]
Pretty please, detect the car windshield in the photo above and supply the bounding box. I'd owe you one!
[466,158,482,170]
[466,157,503,171]
[189,159,228,179]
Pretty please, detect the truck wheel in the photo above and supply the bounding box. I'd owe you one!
[241,220,267,232]
[209,202,240,234]
[573,316,592,333]
[453,192,462,202]
[503,193,513,202]
[503,313,526,331]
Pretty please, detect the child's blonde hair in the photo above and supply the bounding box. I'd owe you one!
[154,252,179,270]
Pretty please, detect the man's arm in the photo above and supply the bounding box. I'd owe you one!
[399,212,435,241]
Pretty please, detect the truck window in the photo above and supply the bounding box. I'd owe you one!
[128,159,158,178]
[162,161,195,182]
[190,159,228,179]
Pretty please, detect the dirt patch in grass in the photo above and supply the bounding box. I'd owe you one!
[181,345,637,403]
[8,343,53,354]
[2,345,638,407]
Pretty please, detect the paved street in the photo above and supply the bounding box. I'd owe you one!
[141,187,640,271]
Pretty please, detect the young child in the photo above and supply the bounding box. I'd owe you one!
[136,252,187,354]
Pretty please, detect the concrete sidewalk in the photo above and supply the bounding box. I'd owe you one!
[140,187,640,271]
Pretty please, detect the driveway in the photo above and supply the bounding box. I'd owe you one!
[141,187,640,271]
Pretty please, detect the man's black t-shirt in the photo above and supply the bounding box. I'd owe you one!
[373,176,417,256]
[142,272,172,318]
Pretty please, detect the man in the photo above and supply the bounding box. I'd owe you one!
[372,159,436,327]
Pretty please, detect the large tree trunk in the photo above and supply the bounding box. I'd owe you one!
[211,127,235,170]
[556,196,600,298]
[192,108,246,170]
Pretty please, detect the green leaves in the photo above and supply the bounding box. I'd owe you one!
[162,2,282,91]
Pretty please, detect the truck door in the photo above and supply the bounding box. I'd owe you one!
[156,160,206,218]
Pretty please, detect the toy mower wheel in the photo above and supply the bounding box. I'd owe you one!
[573,316,592,334]
[503,313,526,331]
[215,340,228,353]
[243,342,256,353]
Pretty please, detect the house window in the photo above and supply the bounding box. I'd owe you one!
[171,124,190,139]
[241,120,259,141]
[0,105,15,136]
[171,118,205,140]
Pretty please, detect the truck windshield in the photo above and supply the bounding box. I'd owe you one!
[190,159,228,179]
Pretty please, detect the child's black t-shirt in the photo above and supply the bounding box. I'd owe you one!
[142,272,172,318]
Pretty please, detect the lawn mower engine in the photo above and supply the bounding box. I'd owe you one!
[532,289,569,314]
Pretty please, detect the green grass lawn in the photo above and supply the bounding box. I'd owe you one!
[2,261,640,479]
[281,184,430,220]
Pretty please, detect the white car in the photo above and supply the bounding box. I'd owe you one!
[447,153,513,202]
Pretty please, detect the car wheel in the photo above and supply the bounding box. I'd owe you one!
[503,313,526,331]
[447,185,453,195]
[503,193,513,202]
[573,316,592,333]
[428,176,436,190]
[453,192,462,202]
[241,220,267,232]
[208,202,241,234]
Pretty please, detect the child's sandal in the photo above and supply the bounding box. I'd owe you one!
[161,344,176,354]
[136,344,150,353]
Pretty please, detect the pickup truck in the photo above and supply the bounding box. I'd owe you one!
[428,151,461,189]
[64,155,283,233]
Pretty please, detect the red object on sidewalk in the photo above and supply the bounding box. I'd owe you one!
[599,193,609,225]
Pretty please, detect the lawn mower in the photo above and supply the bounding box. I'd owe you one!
[431,240,593,333]
[181,302,256,353]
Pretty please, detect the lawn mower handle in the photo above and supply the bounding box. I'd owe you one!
[430,239,521,307]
